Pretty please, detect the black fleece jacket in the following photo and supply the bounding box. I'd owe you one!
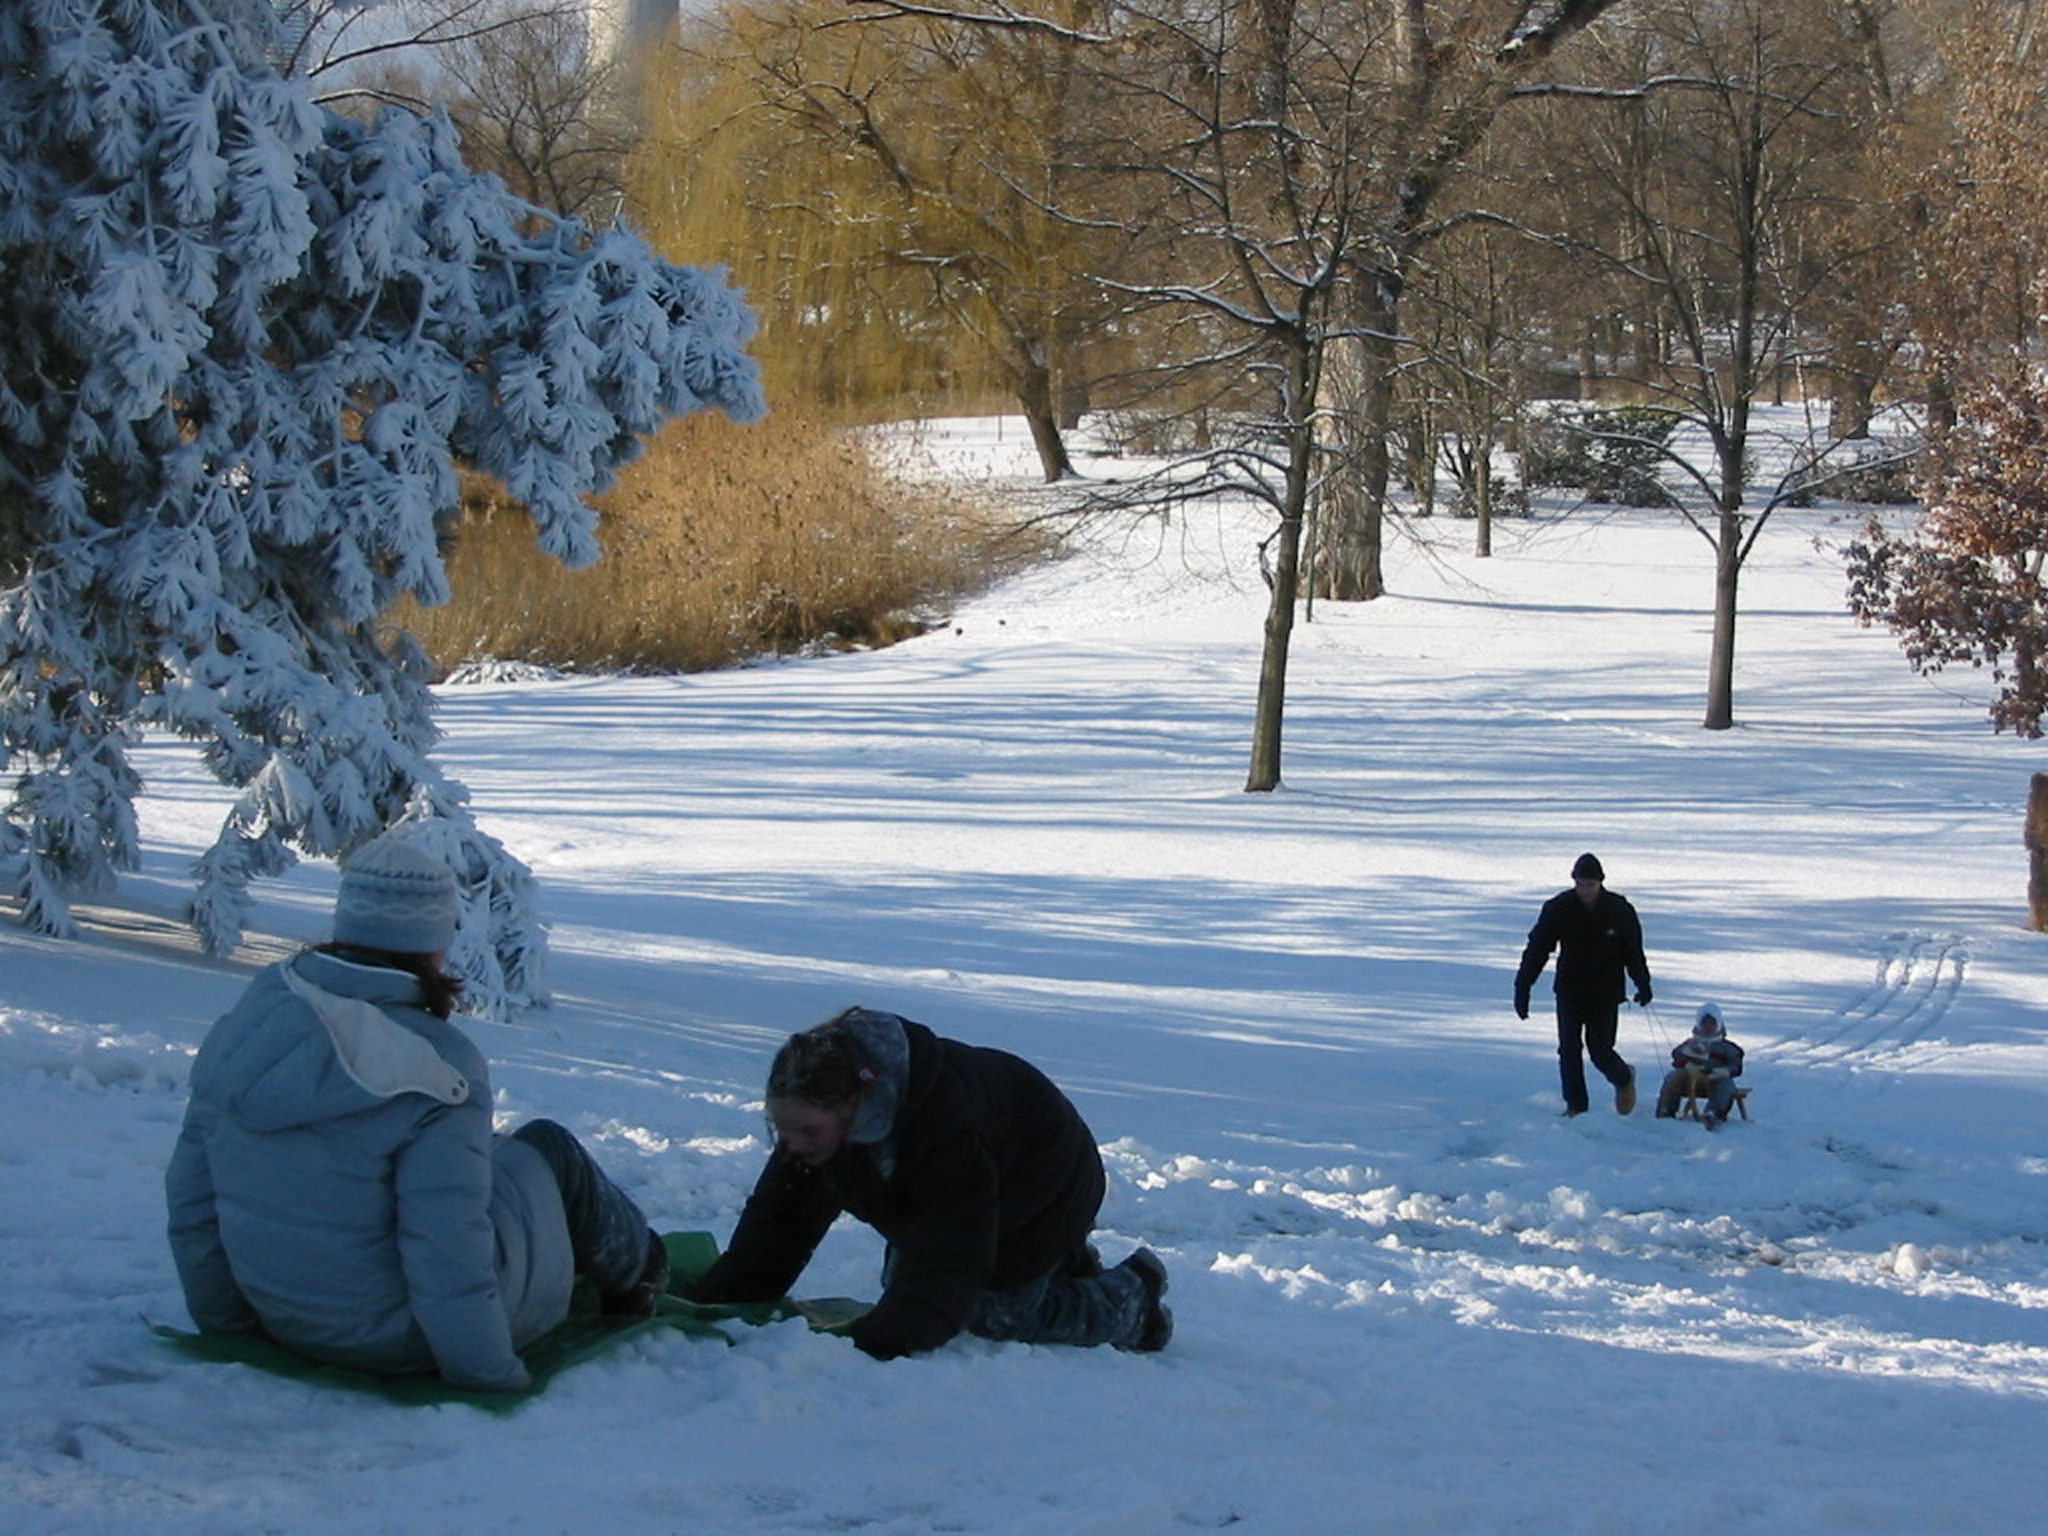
[690,1017,1105,1359]
[1515,887,1652,1012]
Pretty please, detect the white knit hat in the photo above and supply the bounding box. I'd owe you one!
[333,832,458,955]
[1693,1000,1725,1037]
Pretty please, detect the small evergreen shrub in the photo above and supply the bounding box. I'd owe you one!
[1455,475,1529,519]
[1784,438,1922,507]
[1522,406,1680,507]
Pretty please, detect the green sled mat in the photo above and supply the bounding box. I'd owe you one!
[148,1232,871,1414]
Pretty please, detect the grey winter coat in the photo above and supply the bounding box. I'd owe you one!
[165,951,573,1392]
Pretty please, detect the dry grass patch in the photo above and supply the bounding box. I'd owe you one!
[401,410,1040,676]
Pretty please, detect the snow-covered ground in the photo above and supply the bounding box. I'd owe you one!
[4,415,2044,1535]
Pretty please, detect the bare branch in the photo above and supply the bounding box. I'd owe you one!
[835,0,1113,45]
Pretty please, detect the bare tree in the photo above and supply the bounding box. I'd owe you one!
[839,0,1635,524]
[1302,0,1636,603]
[260,1,591,102]
[1517,0,1901,729]
[1032,1,1397,789]
[796,1,1630,782]
[1804,0,1918,439]
[436,4,640,220]
[1882,0,2048,425]
[261,4,640,224]
[1402,205,1553,557]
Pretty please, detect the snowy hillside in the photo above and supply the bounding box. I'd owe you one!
[2,414,2044,1535]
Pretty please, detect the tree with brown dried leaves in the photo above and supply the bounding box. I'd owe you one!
[1847,367,2048,738]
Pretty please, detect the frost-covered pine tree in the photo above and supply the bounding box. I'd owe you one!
[0,0,765,1013]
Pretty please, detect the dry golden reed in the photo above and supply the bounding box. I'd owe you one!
[399,409,1029,676]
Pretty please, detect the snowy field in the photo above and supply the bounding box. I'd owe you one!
[3,414,2045,1535]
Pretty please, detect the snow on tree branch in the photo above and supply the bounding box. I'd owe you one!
[0,0,764,1014]
[835,1,1113,45]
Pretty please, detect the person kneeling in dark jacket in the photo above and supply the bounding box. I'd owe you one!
[688,1007,1171,1359]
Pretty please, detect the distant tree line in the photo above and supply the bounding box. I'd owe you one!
[341,0,2048,779]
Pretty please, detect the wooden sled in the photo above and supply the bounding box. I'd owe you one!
[1674,1067,1751,1122]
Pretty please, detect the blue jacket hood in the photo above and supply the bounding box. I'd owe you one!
[191,952,469,1135]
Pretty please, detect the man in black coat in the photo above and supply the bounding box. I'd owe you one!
[1514,852,1654,1117]
[688,1008,1171,1358]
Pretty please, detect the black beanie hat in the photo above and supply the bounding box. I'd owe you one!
[1571,852,1605,881]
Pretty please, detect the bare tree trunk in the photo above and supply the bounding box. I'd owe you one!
[1829,372,1876,440]
[1474,456,1494,558]
[2028,773,2048,931]
[1407,398,1437,516]
[1704,509,1742,730]
[1248,343,1319,792]
[1245,509,1304,791]
[1055,377,1091,432]
[1013,348,1074,481]
[1317,320,1395,601]
[1024,408,1074,481]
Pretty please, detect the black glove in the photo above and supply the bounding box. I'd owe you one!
[1634,984,1652,1006]
[1513,992,1530,1021]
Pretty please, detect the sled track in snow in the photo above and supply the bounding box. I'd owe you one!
[1791,931,1967,1066]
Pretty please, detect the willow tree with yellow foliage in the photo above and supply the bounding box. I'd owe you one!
[629,0,1127,479]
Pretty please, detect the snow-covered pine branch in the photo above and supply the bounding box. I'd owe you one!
[0,0,764,1015]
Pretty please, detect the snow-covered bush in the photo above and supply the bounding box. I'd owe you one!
[0,0,764,1013]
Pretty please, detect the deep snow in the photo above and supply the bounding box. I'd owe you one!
[3,414,2045,1535]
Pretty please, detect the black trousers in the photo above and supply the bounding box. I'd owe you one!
[510,1119,653,1295]
[1556,1000,1630,1113]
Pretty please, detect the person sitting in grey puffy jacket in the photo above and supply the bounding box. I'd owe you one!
[165,830,667,1393]
[1654,1001,1746,1125]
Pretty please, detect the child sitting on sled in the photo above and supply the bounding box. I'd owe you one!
[1655,1001,1746,1124]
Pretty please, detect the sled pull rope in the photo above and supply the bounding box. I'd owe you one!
[1643,999,1679,1054]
